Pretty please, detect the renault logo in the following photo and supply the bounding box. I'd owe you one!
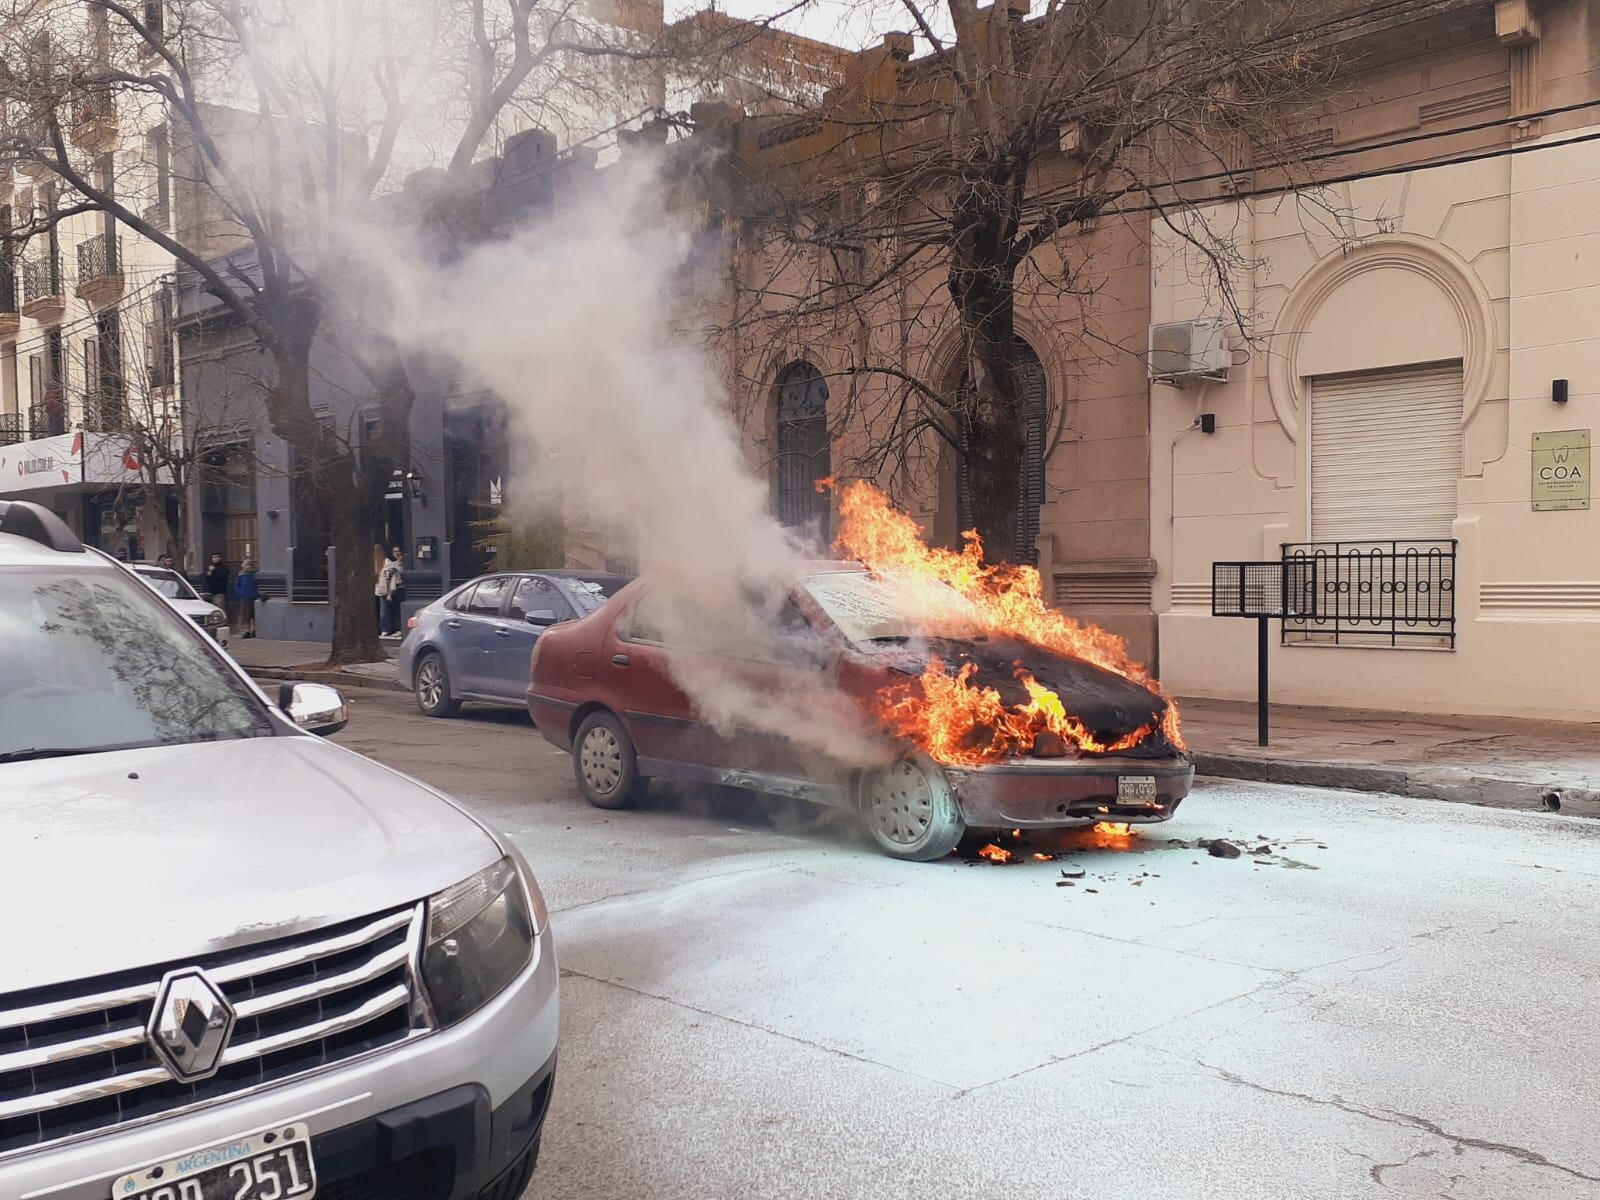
[148,970,235,1082]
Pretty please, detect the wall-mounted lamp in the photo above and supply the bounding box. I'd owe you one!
[266,508,280,519]
[1553,378,1569,404]
[1199,413,1217,434]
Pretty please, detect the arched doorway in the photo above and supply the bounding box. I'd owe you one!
[936,337,1049,564]
[774,361,831,538]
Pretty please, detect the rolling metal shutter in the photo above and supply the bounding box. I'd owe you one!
[1309,362,1463,542]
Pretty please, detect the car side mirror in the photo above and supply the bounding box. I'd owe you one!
[277,681,349,736]
[526,609,559,626]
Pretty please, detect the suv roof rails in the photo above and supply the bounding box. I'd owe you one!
[0,500,86,553]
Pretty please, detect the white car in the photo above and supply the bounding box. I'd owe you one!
[131,561,231,645]
[0,499,558,1200]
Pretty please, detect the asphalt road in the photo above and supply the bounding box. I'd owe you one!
[332,689,1600,1200]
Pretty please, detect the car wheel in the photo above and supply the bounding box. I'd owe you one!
[573,711,642,809]
[414,652,461,718]
[861,757,965,862]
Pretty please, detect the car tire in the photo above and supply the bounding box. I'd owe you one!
[413,651,461,718]
[860,757,966,862]
[573,711,643,809]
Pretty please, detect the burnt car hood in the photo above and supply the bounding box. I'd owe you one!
[866,633,1177,757]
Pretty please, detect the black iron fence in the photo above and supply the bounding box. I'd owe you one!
[1281,540,1457,648]
[0,413,20,446]
[28,400,66,439]
[76,232,119,282]
[81,390,127,433]
[20,252,60,304]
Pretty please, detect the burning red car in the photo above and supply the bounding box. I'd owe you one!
[527,556,1194,861]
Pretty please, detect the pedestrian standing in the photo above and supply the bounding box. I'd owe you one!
[204,552,230,608]
[157,552,175,570]
[375,549,396,636]
[380,547,407,639]
[234,559,260,640]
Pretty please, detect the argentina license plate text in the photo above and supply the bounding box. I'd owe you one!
[1117,775,1158,803]
[113,1122,316,1200]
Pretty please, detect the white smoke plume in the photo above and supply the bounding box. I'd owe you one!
[358,159,894,767]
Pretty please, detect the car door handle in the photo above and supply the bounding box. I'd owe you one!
[495,628,512,638]
[612,653,631,667]
[445,619,461,629]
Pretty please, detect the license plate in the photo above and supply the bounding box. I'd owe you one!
[113,1123,316,1200]
[1117,775,1158,803]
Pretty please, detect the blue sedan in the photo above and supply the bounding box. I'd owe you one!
[398,570,630,716]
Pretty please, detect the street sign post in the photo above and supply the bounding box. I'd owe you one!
[1210,560,1316,746]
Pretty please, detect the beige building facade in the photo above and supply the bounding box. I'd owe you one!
[1153,0,1600,719]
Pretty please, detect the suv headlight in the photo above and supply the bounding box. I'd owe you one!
[203,609,226,626]
[422,857,544,1025]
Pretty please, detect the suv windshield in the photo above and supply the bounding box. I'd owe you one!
[134,567,199,601]
[803,570,979,644]
[0,567,273,759]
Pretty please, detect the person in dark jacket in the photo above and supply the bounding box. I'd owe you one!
[204,553,230,607]
[234,560,260,639]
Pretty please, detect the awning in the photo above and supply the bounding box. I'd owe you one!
[0,431,169,498]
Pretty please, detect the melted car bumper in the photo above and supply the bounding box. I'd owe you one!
[943,755,1194,828]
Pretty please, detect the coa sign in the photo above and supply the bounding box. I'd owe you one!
[1532,430,1590,511]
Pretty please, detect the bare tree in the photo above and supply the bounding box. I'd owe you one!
[702,0,1348,563]
[0,0,703,662]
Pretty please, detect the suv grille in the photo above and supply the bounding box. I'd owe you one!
[0,906,427,1158]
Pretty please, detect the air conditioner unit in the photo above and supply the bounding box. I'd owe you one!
[1148,317,1231,384]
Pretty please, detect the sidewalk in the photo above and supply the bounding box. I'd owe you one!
[226,640,1600,819]
[228,638,404,690]
[1179,696,1600,819]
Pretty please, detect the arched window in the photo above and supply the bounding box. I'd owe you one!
[775,361,831,538]
[944,338,1049,565]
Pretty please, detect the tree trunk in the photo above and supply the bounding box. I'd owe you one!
[326,469,384,666]
[259,295,385,666]
[948,176,1026,564]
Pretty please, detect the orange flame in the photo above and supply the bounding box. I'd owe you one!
[833,481,1184,765]
[977,843,1014,863]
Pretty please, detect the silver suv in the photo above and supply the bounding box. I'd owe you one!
[0,501,557,1200]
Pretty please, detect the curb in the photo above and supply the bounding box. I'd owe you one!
[243,666,406,693]
[1193,751,1600,820]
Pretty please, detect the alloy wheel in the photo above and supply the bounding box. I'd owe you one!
[417,658,444,710]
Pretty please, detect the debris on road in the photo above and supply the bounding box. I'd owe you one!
[1202,838,1243,859]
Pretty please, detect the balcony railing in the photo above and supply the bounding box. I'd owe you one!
[0,263,15,314]
[77,232,119,281]
[20,252,61,305]
[1282,540,1458,649]
[0,413,21,446]
[29,399,66,439]
[81,390,127,433]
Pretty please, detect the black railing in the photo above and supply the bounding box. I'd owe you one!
[77,232,119,282]
[20,252,60,304]
[0,413,21,446]
[71,90,114,133]
[1282,540,1457,648]
[81,390,127,433]
[0,263,15,314]
[29,400,66,439]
